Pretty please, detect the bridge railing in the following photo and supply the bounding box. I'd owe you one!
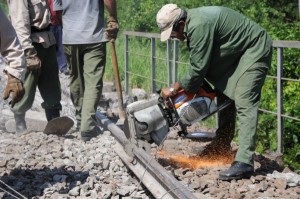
[123,31,300,153]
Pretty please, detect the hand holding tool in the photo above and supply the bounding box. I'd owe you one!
[3,71,25,108]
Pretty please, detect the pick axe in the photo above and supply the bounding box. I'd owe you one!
[109,40,126,121]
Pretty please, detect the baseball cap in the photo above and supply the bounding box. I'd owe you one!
[156,4,182,41]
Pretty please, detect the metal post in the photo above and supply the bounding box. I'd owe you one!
[125,35,129,94]
[167,39,172,86]
[173,40,179,83]
[151,38,156,93]
[277,47,284,153]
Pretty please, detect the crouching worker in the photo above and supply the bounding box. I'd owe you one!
[156,4,272,180]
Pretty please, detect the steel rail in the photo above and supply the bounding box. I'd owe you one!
[95,112,197,199]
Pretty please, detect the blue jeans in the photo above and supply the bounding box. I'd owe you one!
[50,25,68,72]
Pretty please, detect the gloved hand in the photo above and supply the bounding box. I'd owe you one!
[25,48,41,71]
[106,16,119,41]
[3,72,25,108]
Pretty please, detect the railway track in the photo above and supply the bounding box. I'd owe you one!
[95,111,198,199]
[96,83,299,199]
[95,110,300,199]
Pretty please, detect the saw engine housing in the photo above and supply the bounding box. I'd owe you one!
[169,87,217,126]
[124,84,224,151]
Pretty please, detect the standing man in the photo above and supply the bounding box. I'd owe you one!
[0,7,26,107]
[53,0,119,141]
[156,4,272,180]
[7,0,62,133]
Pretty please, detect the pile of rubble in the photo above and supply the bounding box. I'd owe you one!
[0,130,152,198]
[0,61,153,198]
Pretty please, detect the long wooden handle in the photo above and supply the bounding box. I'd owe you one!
[109,41,126,119]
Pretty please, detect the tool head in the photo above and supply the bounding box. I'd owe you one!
[43,116,74,135]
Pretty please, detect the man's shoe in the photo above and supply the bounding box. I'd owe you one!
[81,127,102,142]
[219,161,254,181]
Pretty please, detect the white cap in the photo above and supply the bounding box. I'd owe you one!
[156,4,182,41]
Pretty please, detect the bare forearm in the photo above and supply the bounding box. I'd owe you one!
[104,0,117,20]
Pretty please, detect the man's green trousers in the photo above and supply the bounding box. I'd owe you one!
[12,43,61,115]
[64,43,106,133]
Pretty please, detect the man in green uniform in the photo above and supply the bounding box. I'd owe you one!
[156,4,272,180]
[7,0,62,133]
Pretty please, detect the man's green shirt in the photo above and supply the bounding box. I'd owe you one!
[180,6,272,99]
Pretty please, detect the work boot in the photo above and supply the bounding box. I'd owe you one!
[219,161,254,180]
[81,126,102,142]
[45,108,60,121]
[14,113,27,134]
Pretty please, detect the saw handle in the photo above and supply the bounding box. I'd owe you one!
[164,97,188,137]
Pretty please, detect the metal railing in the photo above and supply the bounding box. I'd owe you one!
[124,31,300,153]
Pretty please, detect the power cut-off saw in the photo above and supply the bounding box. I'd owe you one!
[123,82,232,154]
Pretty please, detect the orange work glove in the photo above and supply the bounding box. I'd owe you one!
[106,16,119,41]
[3,72,25,108]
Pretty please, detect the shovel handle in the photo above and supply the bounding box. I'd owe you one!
[109,40,126,119]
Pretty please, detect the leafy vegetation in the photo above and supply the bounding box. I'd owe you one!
[0,0,8,14]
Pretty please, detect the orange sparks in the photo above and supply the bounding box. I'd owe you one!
[157,150,235,170]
